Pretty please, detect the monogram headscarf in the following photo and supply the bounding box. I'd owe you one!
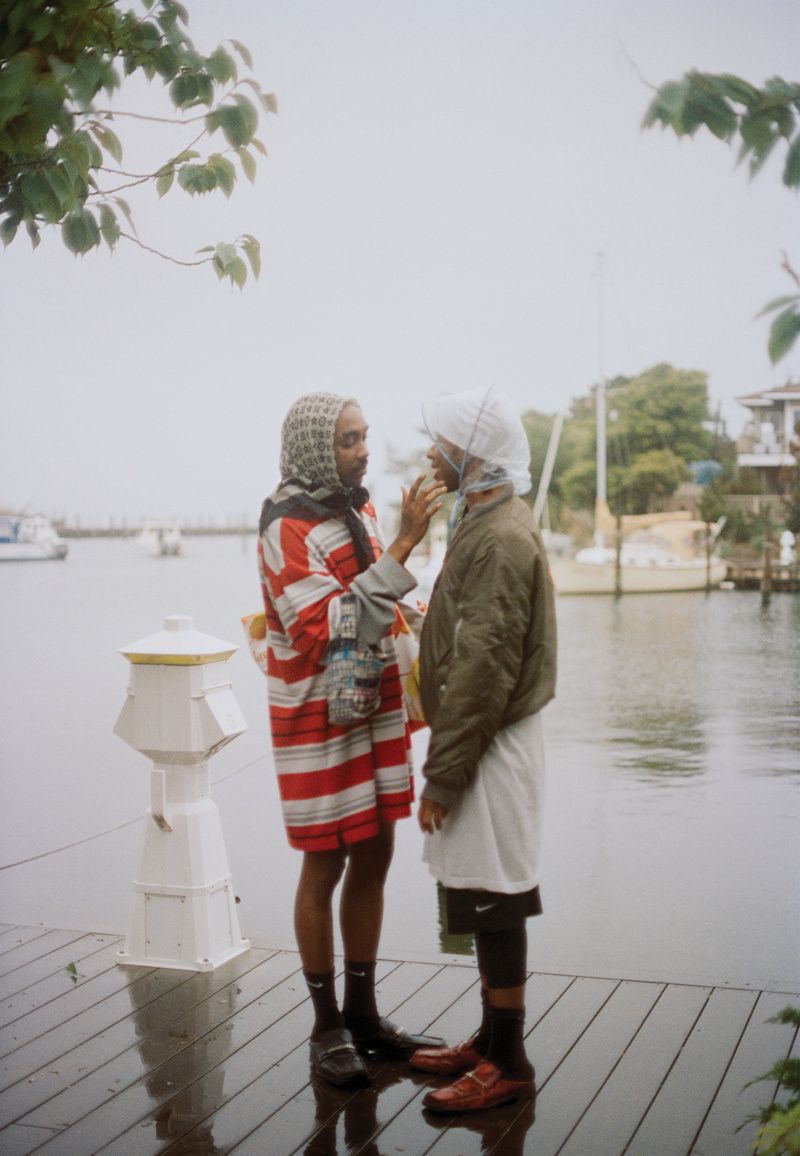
[260,392,376,572]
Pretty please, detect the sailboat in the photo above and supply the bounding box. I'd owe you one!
[544,258,728,595]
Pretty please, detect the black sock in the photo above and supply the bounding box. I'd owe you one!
[342,959,379,1030]
[486,1005,534,1080]
[304,969,344,1040]
[474,985,491,1055]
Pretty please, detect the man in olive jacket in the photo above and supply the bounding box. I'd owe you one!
[409,386,557,1115]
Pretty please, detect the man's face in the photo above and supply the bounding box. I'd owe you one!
[334,404,369,489]
[426,437,463,493]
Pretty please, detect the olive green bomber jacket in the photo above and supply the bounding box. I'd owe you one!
[419,490,557,810]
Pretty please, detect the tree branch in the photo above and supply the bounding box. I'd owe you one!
[782,251,800,291]
[118,229,209,267]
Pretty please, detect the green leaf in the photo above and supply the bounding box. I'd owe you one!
[207,94,259,147]
[156,167,175,197]
[89,123,123,165]
[768,305,800,363]
[642,79,690,132]
[1,217,20,246]
[756,294,800,318]
[206,48,237,85]
[241,233,261,279]
[214,241,238,271]
[237,146,257,183]
[682,76,737,140]
[25,219,40,249]
[170,71,199,108]
[229,39,254,69]
[19,171,61,221]
[250,137,268,157]
[113,197,135,230]
[261,92,278,114]
[178,163,217,195]
[62,210,100,255]
[783,134,800,189]
[98,203,120,250]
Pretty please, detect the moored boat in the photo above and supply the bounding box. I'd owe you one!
[136,518,183,557]
[0,513,68,561]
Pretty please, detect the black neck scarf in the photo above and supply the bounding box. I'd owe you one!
[260,482,375,573]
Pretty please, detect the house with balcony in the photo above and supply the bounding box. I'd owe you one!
[736,383,800,493]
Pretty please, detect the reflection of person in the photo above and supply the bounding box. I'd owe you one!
[258,392,444,1087]
[409,387,557,1113]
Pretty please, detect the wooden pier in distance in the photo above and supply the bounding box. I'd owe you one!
[0,924,797,1155]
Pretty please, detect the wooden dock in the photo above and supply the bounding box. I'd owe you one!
[0,925,797,1155]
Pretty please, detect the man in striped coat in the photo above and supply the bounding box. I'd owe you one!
[258,392,445,1086]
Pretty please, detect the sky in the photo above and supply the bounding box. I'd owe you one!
[2,0,798,526]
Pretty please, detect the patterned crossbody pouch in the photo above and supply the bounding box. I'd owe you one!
[326,592,385,725]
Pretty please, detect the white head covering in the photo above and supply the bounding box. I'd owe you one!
[423,386,532,497]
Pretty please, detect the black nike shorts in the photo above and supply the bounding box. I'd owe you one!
[444,885,543,934]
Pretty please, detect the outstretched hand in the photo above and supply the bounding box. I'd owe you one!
[387,474,446,566]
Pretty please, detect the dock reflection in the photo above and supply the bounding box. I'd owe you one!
[301,1063,536,1155]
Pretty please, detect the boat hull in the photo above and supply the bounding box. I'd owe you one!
[550,556,727,595]
[0,541,68,561]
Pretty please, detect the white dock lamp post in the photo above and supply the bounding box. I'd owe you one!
[114,614,250,971]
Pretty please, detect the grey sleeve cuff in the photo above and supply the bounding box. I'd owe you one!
[350,552,417,645]
[420,780,461,810]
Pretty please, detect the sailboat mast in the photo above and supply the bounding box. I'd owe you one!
[595,252,608,546]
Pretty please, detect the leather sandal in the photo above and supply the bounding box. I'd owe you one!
[409,1033,483,1075]
[347,1016,444,1059]
[309,1027,370,1086]
[422,1059,534,1113]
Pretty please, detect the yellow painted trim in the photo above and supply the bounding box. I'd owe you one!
[123,650,236,666]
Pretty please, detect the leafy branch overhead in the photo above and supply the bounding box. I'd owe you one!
[0,0,277,286]
[643,70,800,362]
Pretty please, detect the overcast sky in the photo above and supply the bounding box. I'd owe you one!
[2,0,798,525]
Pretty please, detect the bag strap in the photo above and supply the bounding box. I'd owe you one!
[336,591,359,640]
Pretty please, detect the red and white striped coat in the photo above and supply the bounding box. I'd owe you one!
[258,501,415,851]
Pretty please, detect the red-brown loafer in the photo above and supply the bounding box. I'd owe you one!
[422,1059,534,1113]
[409,1034,483,1075]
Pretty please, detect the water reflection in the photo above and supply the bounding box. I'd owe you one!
[422,1092,536,1154]
[436,881,475,957]
[300,1063,536,1155]
[125,969,240,1154]
[610,704,706,778]
[302,1064,410,1156]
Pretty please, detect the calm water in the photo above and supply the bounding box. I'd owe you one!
[1,536,798,991]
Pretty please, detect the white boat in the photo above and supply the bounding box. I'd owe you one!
[541,254,727,596]
[136,518,183,557]
[549,512,727,594]
[0,513,68,561]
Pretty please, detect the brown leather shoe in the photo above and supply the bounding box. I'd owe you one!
[409,1033,483,1074]
[422,1059,534,1113]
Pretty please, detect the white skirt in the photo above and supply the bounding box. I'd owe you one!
[423,711,546,894]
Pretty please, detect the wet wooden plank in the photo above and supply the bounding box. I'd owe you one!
[0,935,122,1023]
[375,970,573,1156]
[511,979,665,1153]
[625,986,759,1156]
[233,962,477,1156]
[0,926,792,1156]
[692,989,800,1156]
[6,949,273,1131]
[29,951,313,1154]
[0,960,173,1066]
[0,967,184,1099]
[102,959,435,1155]
[0,930,86,978]
[0,1121,61,1156]
[558,981,710,1156]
